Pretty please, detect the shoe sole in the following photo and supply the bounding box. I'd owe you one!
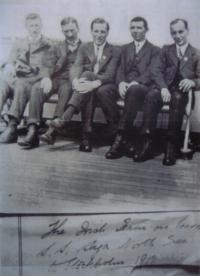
[40,135,55,145]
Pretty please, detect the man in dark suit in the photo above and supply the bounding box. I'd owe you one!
[152,18,200,165]
[48,17,121,152]
[105,17,161,161]
[0,13,56,145]
[19,17,81,147]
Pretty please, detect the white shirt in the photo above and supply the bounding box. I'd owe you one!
[67,38,80,52]
[134,39,146,54]
[94,42,106,61]
[176,43,189,58]
[93,42,106,73]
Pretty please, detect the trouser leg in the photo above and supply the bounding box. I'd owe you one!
[94,83,119,133]
[118,84,148,131]
[0,79,13,115]
[142,88,163,134]
[7,78,31,123]
[167,90,188,144]
[53,81,72,118]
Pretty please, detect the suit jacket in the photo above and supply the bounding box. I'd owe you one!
[8,35,56,80]
[70,42,121,84]
[52,40,81,80]
[116,40,160,86]
[152,43,200,90]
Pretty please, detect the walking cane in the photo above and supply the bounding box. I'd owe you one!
[180,89,193,159]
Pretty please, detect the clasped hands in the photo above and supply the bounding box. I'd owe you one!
[72,78,101,93]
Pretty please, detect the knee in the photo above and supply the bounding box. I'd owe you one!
[145,89,162,103]
[171,92,183,107]
[95,85,112,97]
[126,85,141,99]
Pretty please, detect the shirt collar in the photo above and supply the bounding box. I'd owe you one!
[28,34,42,43]
[94,42,106,52]
[134,39,146,48]
[176,43,189,55]
[66,38,80,52]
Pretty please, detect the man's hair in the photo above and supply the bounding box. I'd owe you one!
[130,16,149,30]
[60,17,79,29]
[90,17,110,31]
[25,13,41,22]
[170,18,188,30]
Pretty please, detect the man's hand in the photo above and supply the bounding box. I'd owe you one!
[161,88,171,103]
[119,82,129,99]
[128,80,139,87]
[179,79,195,93]
[40,77,52,94]
[73,78,101,94]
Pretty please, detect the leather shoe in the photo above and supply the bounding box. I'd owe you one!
[18,125,39,149]
[133,135,154,162]
[105,134,126,159]
[163,141,177,166]
[40,127,56,145]
[79,132,92,152]
[0,126,18,143]
[124,141,135,158]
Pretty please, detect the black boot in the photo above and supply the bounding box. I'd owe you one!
[79,132,92,152]
[163,141,177,166]
[105,132,126,159]
[133,133,154,162]
[18,124,39,149]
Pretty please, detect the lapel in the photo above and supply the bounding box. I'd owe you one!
[29,36,50,54]
[169,44,179,67]
[127,42,136,64]
[98,42,112,72]
[135,40,150,62]
[179,44,193,70]
[85,42,96,64]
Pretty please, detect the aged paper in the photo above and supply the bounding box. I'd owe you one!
[0,0,200,275]
[1,212,200,276]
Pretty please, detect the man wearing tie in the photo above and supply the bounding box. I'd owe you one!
[152,18,200,165]
[47,17,121,152]
[105,17,161,161]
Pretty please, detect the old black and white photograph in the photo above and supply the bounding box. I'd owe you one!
[0,0,200,275]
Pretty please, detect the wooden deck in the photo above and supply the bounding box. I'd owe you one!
[0,124,199,214]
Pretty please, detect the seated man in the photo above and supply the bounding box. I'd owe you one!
[21,16,81,147]
[152,18,200,166]
[45,17,121,152]
[0,13,56,146]
[105,17,161,161]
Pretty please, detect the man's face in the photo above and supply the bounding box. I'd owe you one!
[91,23,108,46]
[61,22,79,43]
[130,21,147,42]
[26,18,42,39]
[170,21,188,46]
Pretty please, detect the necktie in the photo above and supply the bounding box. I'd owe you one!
[177,47,183,59]
[94,46,100,74]
[135,42,140,54]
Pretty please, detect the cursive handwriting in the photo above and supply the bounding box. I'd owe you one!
[76,220,107,236]
[116,218,149,232]
[41,218,68,239]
